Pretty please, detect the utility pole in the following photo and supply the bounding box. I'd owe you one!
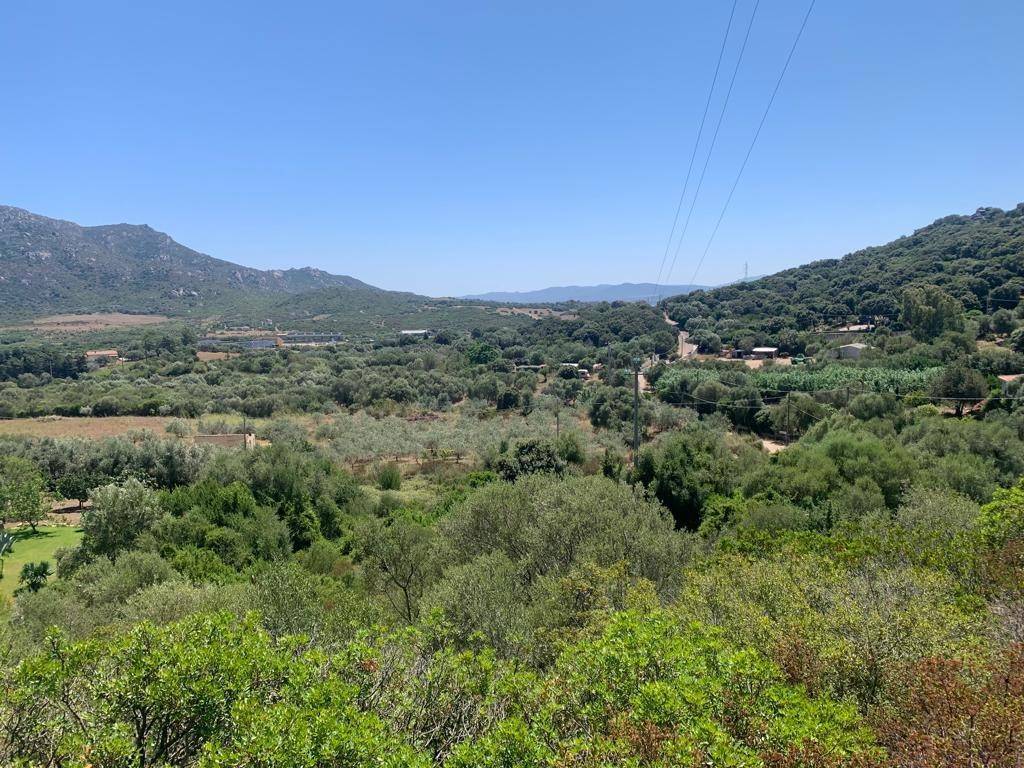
[556,409,560,440]
[632,357,642,463]
[785,393,791,445]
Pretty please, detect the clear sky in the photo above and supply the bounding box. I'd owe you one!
[2,1,1022,297]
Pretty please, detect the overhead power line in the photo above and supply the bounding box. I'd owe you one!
[653,0,741,292]
[660,0,762,300]
[686,0,817,288]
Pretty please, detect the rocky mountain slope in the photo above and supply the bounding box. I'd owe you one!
[0,206,377,318]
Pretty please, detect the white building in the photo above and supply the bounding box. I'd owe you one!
[838,343,869,360]
[998,373,1024,394]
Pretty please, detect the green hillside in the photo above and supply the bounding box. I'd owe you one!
[0,205,529,335]
[0,206,380,320]
[664,204,1024,352]
[225,288,529,335]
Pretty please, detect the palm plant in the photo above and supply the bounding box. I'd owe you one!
[0,531,13,580]
[17,561,52,594]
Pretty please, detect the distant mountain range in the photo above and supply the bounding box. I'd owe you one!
[0,206,537,334]
[9,201,1017,337]
[0,206,730,324]
[462,282,709,305]
[0,205,379,319]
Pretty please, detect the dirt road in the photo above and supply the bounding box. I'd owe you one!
[662,312,697,359]
[678,330,697,358]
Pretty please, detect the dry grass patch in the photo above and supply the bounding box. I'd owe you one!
[0,415,173,440]
[2,313,170,332]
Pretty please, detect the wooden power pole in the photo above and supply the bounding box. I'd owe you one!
[632,357,642,463]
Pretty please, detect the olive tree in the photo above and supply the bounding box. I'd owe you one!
[0,456,47,533]
[81,478,162,561]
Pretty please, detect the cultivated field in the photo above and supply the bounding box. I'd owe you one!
[0,415,173,439]
[1,313,170,332]
[196,350,239,361]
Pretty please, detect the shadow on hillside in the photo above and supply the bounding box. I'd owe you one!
[11,527,60,544]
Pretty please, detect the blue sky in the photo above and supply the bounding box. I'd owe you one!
[2,1,1021,296]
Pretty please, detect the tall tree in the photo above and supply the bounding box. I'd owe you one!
[930,364,988,417]
[0,457,46,533]
[901,285,965,341]
[82,478,161,561]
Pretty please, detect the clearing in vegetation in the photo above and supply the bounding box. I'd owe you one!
[0,416,174,440]
[2,313,171,332]
[0,525,82,601]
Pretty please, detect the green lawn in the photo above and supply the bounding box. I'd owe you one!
[0,525,82,601]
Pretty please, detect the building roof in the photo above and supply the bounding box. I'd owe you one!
[840,343,869,350]
[751,346,778,353]
[998,374,1024,382]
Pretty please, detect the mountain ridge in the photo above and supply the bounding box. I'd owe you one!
[462,282,709,305]
[0,205,378,319]
[662,203,1024,351]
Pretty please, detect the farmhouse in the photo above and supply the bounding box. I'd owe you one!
[192,433,256,450]
[998,373,1024,394]
[823,323,876,339]
[750,346,778,360]
[559,362,591,380]
[279,332,343,346]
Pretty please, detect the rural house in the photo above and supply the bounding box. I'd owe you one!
[838,343,869,360]
[998,373,1024,394]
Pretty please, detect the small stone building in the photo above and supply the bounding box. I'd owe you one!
[838,343,868,360]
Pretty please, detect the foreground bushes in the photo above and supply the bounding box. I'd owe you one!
[0,613,423,768]
[875,645,1024,766]
[0,610,879,767]
[3,421,1024,766]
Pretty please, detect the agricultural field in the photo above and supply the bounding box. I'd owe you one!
[0,313,170,332]
[0,415,174,440]
[3,211,1024,765]
[2,0,1023,759]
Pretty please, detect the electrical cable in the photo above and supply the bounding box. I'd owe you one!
[659,0,762,298]
[686,0,817,287]
[654,0,741,292]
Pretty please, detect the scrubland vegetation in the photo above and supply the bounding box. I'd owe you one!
[4,208,1024,764]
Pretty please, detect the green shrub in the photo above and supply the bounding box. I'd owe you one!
[376,463,402,491]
